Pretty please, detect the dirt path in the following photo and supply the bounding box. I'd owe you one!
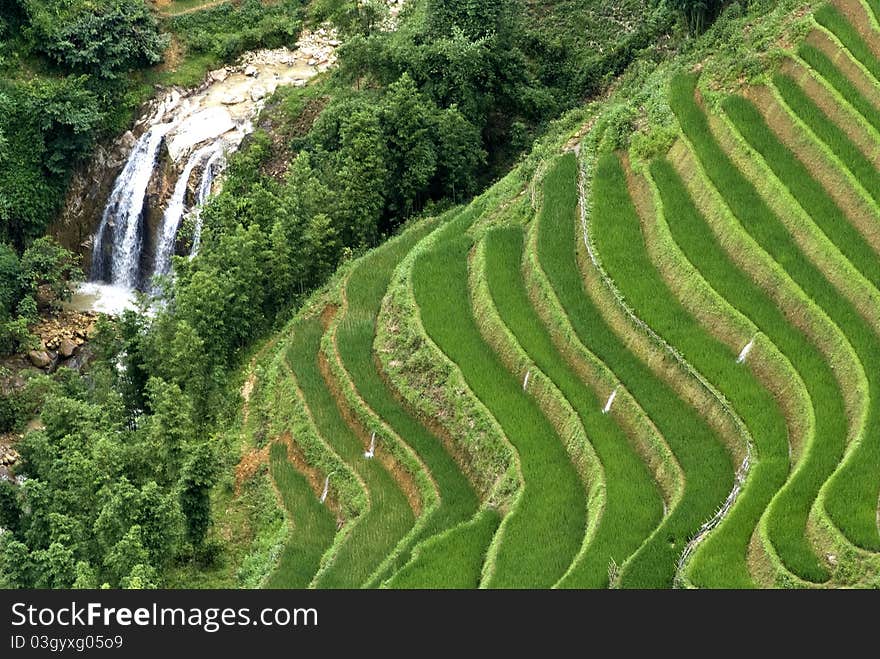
[156,0,231,18]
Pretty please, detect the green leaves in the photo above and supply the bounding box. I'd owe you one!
[29,0,167,78]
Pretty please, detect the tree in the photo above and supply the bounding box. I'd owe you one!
[335,107,388,247]
[18,237,82,312]
[28,0,167,79]
[0,480,21,536]
[0,243,19,317]
[32,541,76,588]
[669,0,723,34]
[380,74,438,218]
[0,536,33,588]
[103,524,151,584]
[178,442,219,549]
[435,106,485,202]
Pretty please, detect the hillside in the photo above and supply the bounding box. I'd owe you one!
[3,0,880,591]
[219,0,880,588]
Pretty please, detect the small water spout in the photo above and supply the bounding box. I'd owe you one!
[320,473,332,504]
[736,337,756,364]
[602,385,620,414]
[364,432,376,459]
[522,370,531,392]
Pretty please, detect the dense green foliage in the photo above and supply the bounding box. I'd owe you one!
[166,0,305,61]
[0,238,81,358]
[0,334,220,587]
[0,1,168,249]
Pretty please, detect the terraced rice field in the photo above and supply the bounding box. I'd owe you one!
[241,0,880,588]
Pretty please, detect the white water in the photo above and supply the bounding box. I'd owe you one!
[189,147,227,258]
[602,386,619,414]
[69,282,138,315]
[152,144,220,286]
[91,122,176,288]
[364,432,376,459]
[736,338,756,364]
[522,370,531,392]
[320,474,331,503]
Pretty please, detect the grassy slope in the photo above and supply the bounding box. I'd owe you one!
[483,226,663,588]
[537,153,733,587]
[285,317,415,588]
[413,235,587,588]
[669,72,870,581]
[724,89,880,552]
[265,441,337,587]
[593,153,788,588]
[649,156,847,583]
[334,217,485,585]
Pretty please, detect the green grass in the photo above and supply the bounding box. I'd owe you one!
[773,72,880,207]
[670,72,872,579]
[798,44,880,135]
[483,226,663,588]
[412,236,587,588]
[285,317,415,588]
[650,157,847,582]
[536,153,733,588]
[724,90,880,552]
[160,0,227,15]
[814,4,880,84]
[386,509,502,588]
[265,441,337,588]
[335,219,484,586]
[592,153,789,588]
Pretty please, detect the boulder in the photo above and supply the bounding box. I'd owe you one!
[209,67,230,83]
[166,107,236,162]
[221,93,245,106]
[250,85,267,102]
[27,351,52,369]
[244,65,259,78]
[59,338,78,359]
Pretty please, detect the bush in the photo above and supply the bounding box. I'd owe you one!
[28,0,167,79]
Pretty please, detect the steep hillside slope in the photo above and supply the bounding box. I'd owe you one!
[222,0,880,588]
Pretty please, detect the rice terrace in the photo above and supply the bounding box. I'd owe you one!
[2,0,880,590]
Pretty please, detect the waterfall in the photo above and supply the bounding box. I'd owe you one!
[81,41,333,313]
[189,148,226,258]
[91,122,176,287]
[151,144,216,286]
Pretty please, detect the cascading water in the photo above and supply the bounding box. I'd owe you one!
[189,148,227,258]
[91,122,176,287]
[73,30,347,315]
[152,144,218,286]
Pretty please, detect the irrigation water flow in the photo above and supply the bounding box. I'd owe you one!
[320,474,332,504]
[523,370,531,392]
[602,386,620,414]
[364,432,376,459]
[736,337,756,364]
